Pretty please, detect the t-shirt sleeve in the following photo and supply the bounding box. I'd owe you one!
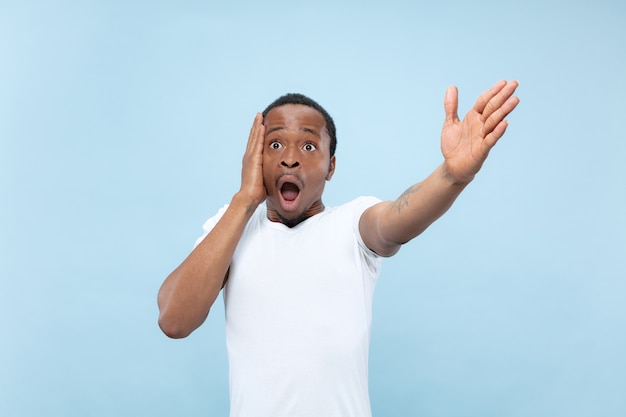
[194,204,229,248]
[351,196,383,258]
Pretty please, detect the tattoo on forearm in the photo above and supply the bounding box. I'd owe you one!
[391,184,420,213]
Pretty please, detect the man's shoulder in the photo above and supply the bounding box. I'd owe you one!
[318,196,382,230]
[331,196,381,215]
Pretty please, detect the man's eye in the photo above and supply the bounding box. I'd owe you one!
[270,141,282,150]
[303,143,316,152]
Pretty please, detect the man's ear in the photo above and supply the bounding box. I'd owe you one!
[326,156,336,181]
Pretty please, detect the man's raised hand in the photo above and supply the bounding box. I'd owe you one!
[440,80,520,184]
[239,113,266,207]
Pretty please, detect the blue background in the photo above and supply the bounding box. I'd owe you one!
[2,1,625,416]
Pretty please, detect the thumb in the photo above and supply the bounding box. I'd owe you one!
[443,86,459,123]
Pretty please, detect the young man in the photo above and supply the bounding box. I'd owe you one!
[157,81,520,417]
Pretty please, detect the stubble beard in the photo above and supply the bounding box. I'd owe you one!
[274,208,310,228]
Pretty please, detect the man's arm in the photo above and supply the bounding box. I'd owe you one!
[360,81,520,257]
[157,114,266,338]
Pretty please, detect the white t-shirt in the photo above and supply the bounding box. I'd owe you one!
[198,197,382,417]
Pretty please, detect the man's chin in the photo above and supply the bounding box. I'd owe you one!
[274,209,307,228]
[266,196,315,227]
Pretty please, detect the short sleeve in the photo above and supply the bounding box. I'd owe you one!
[194,204,229,248]
[351,196,383,259]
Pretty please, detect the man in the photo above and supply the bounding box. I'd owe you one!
[157,80,520,417]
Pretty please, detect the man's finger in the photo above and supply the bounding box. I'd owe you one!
[474,80,508,115]
[480,81,519,120]
[245,113,263,153]
[443,86,459,123]
[482,95,520,134]
[483,120,510,149]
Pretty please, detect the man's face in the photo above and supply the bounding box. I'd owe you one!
[262,104,336,226]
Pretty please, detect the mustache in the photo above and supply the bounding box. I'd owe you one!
[276,172,304,189]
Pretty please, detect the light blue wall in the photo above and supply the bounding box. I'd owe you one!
[2,1,625,416]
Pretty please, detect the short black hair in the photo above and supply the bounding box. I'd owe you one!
[262,93,337,157]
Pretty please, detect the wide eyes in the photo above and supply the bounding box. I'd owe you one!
[268,141,317,152]
[269,141,283,150]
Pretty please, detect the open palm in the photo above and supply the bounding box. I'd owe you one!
[441,80,520,183]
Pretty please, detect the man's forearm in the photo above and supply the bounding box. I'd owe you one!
[157,193,258,338]
[381,163,470,246]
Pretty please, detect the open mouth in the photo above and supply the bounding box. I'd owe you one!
[277,174,303,211]
[280,182,300,202]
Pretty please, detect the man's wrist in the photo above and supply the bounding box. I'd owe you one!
[441,162,474,186]
[231,192,262,217]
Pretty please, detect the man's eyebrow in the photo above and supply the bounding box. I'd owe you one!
[265,126,320,136]
[300,127,320,136]
[266,126,285,135]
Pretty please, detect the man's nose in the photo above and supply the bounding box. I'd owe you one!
[281,148,300,168]
[281,159,300,168]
